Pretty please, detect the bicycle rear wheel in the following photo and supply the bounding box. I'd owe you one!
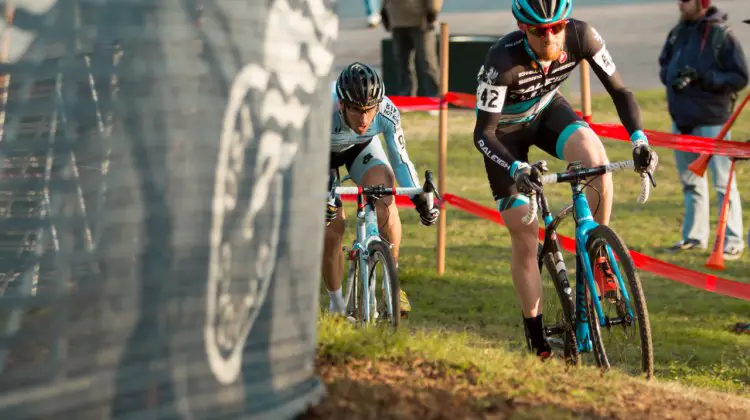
[537,243,578,364]
[585,225,654,379]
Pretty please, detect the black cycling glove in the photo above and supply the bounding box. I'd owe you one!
[411,193,439,226]
[325,197,340,226]
[512,162,543,195]
[632,141,658,174]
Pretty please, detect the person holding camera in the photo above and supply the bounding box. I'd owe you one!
[658,0,749,259]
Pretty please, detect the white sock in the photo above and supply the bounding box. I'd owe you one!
[327,287,345,313]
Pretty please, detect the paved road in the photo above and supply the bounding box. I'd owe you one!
[336,0,673,20]
[334,1,750,93]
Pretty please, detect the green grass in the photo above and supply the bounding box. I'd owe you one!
[318,315,635,404]
[318,88,750,397]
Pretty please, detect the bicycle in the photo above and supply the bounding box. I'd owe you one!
[327,169,440,328]
[521,159,655,379]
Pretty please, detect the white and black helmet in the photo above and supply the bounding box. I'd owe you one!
[335,62,384,108]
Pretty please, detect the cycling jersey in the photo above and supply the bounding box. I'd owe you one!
[330,95,420,188]
[473,19,644,174]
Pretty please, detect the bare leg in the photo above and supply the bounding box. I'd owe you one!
[563,127,612,225]
[360,165,401,262]
[503,203,543,318]
[322,205,346,310]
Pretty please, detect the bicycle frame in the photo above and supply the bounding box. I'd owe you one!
[332,174,394,323]
[538,168,636,354]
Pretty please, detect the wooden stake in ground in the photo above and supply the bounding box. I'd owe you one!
[437,22,449,276]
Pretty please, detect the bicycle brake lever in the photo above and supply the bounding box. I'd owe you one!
[432,186,442,202]
[533,160,548,173]
[327,170,338,203]
[422,170,437,193]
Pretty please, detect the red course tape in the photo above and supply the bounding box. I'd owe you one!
[389,94,750,158]
[337,93,750,300]
[442,194,750,301]
[339,193,750,301]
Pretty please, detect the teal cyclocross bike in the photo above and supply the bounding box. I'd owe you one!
[327,169,440,328]
[522,159,655,379]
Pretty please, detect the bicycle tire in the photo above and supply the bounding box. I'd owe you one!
[366,241,400,328]
[583,273,607,369]
[585,225,654,379]
[538,244,579,365]
[344,254,360,321]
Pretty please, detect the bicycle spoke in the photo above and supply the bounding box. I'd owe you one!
[585,226,654,379]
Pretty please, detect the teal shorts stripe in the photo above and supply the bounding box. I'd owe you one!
[556,121,590,159]
[497,194,530,212]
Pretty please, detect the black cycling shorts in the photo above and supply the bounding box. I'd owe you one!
[484,94,589,203]
[329,140,370,172]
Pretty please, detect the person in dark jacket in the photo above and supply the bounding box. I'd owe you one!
[380,0,442,107]
[658,0,749,259]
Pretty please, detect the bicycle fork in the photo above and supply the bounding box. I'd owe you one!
[575,256,594,353]
[355,198,384,323]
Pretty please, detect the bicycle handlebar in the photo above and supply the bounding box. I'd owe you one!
[328,170,440,211]
[521,159,654,225]
[334,186,425,196]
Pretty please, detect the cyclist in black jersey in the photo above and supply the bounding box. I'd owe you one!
[472,0,658,359]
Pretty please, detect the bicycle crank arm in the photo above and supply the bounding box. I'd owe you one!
[604,315,635,328]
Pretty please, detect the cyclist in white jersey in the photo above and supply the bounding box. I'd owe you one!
[323,62,440,317]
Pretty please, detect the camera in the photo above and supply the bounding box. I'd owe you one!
[672,67,698,91]
[672,74,693,91]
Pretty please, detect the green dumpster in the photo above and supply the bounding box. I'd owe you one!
[381,34,502,97]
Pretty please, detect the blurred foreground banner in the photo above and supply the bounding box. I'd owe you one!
[0,0,337,418]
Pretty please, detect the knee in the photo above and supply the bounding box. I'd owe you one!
[375,197,398,221]
[564,128,609,168]
[324,222,345,250]
[581,136,609,168]
[506,222,539,256]
[683,184,700,195]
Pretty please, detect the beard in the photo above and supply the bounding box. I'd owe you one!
[536,42,563,61]
[529,31,566,62]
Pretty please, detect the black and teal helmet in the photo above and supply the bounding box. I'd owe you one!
[512,0,573,25]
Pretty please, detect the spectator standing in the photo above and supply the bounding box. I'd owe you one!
[365,0,381,28]
[658,0,749,259]
[381,0,442,109]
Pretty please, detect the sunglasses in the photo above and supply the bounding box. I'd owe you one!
[527,20,567,38]
[344,103,378,116]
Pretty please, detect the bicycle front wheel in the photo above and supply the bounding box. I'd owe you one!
[365,241,400,328]
[585,225,654,379]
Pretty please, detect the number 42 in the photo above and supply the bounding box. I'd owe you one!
[480,87,499,108]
